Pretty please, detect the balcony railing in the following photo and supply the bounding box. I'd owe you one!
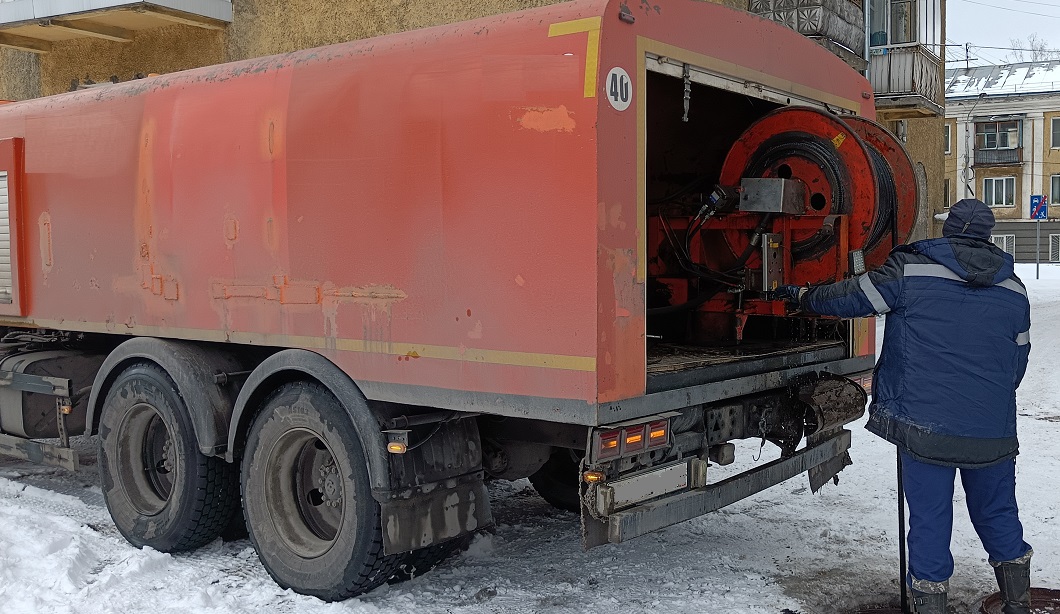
[974,148,1023,166]
[0,0,232,53]
[868,43,944,118]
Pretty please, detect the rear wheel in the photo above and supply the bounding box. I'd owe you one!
[390,534,472,583]
[241,382,399,601]
[98,362,237,552]
[528,449,582,513]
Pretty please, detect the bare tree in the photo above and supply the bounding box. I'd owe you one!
[1007,33,1060,62]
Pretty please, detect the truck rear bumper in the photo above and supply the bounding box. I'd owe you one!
[584,429,851,547]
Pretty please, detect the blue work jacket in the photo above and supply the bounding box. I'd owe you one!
[804,236,1031,467]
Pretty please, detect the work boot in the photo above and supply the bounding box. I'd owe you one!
[909,589,947,614]
[992,550,1033,614]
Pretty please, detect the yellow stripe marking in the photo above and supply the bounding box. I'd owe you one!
[25,318,597,372]
[549,17,602,98]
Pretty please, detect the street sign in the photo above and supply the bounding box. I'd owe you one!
[1031,195,1048,220]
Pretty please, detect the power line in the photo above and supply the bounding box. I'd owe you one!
[971,44,1060,53]
[1007,0,1060,8]
[952,0,1060,19]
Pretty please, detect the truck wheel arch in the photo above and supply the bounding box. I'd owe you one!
[86,338,244,457]
[225,349,390,494]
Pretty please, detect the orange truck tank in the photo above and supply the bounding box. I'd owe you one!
[0,0,911,601]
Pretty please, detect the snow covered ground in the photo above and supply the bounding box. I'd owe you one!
[1,265,1058,614]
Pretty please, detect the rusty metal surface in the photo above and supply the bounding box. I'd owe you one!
[647,340,844,374]
[602,428,851,545]
[980,589,1060,614]
[0,0,874,409]
[0,431,78,471]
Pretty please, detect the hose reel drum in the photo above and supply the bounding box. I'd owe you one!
[715,107,919,289]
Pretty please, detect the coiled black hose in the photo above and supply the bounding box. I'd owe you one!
[741,133,850,261]
[865,145,898,251]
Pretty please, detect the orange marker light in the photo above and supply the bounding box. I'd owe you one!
[648,420,668,447]
[597,430,621,460]
[583,471,606,483]
[387,442,408,454]
[624,425,646,452]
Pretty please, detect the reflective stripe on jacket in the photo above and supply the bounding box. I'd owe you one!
[804,237,1030,468]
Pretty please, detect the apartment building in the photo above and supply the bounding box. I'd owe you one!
[946,61,1060,261]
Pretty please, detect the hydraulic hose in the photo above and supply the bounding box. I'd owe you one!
[647,214,773,316]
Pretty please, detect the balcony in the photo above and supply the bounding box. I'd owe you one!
[868,43,944,118]
[974,148,1023,166]
[0,0,231,53]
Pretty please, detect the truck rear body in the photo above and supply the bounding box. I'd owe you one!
[0,0,901,595]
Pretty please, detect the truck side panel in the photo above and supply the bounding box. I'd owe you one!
[0,3,608,405]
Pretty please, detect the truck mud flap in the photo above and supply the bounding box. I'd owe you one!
[379,472,492,555]
[587,429,851,547]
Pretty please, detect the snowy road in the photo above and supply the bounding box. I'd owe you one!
[1,265,1058,614]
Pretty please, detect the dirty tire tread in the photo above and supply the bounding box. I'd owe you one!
[390,534,473,584]
[99,362,238,553]
[241,382,401,601]
[175,456,238,551]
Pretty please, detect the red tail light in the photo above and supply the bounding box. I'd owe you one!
[591,416,673,463]
[597,430,621,460]
[623,425,646,453]
[647,420,668,448]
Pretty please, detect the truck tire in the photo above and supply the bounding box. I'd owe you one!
[528,450,582,513]
[98,362,238,552]
[390,534,472,583]
[241,382,400,601]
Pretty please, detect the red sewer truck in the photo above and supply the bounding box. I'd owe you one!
[0,0,916,600]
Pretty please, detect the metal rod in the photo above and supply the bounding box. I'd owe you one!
[1036,218,1041,280]
[898,450,911,614]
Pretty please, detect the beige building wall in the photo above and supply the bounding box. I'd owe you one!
[897,116,947,239]
[0,0,750,100]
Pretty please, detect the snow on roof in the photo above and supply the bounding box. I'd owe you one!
[946,60,1060,99]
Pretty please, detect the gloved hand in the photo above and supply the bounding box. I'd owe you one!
[769,285,807,305]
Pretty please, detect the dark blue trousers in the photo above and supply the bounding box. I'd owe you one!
[901,451,1032,585]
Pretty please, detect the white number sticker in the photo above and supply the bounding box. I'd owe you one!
[605,67,632,111]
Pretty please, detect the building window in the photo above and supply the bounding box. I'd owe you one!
[944,124,951,154]
[944,179,950,207]
[1052,175,1060,205]
[1053,118,1060,148]
[894,119,908,143]
[984,177,1015,207]
[1051,234,1060,262]
[869,0,941,48]
[976,121,1019,150]
[991,234,1015,256]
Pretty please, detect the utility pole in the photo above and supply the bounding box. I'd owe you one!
[966,43,971,70]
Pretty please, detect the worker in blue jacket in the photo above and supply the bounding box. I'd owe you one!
[773,198,1032,614]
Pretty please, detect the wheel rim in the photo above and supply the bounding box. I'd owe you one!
[115,402,176,516]
[264,428,348,559]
